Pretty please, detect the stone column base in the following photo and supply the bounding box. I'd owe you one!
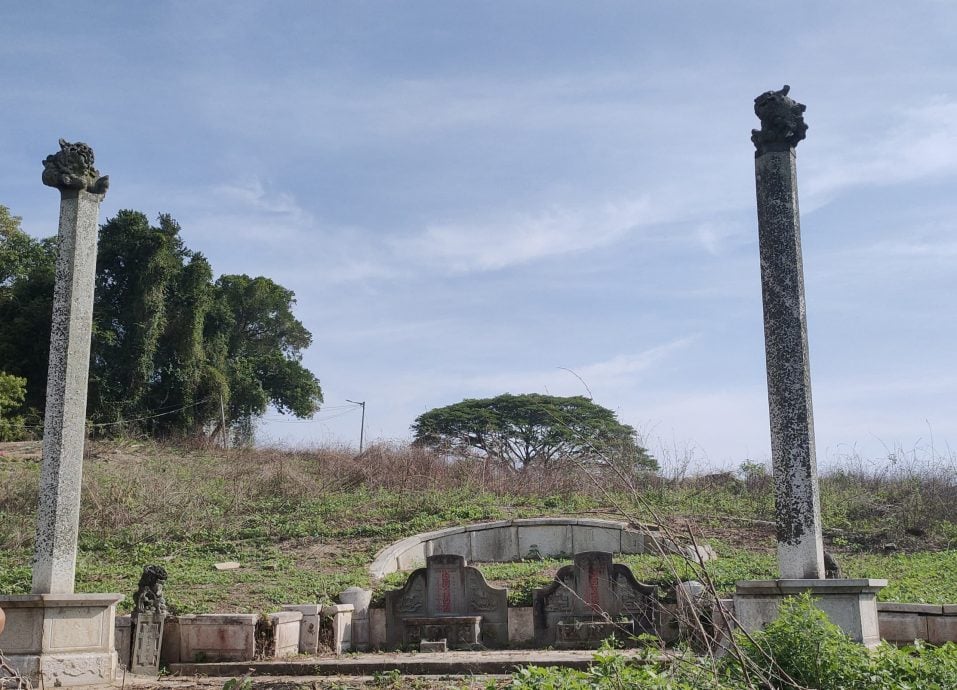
[734,579,887,647]
[0,593,123,687]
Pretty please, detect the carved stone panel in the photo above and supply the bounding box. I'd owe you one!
[384,555,507,648]
[533,551,657,647]
[130,612,165,675]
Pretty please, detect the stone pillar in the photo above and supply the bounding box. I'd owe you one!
[737,88,886,647]
[33,140,110,594]
[0,141,121,688]
[751,87,825,580]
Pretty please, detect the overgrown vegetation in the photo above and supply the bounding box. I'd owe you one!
[505,596,957,689]
[3,438,957,615]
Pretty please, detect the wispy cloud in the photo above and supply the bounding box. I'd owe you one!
[804,99,957,209]
[394,198,659,272]
[458,337,696,396]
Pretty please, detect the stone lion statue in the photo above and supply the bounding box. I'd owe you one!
[41,138,109,194]
[133,564,169,616]
[751,85,808,155]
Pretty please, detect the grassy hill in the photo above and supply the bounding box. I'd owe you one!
[2,439,957,614]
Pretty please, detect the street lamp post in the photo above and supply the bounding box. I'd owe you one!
[346,399,366,454]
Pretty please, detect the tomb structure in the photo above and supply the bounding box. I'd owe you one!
[533,551,657,648]
[384,554,507,649]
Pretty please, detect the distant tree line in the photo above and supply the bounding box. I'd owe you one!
[0,204,322,441]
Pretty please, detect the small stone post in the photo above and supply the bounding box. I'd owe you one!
[752,87,825,580]
[32,140,109,594]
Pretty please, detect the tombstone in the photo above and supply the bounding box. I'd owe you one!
[0,141,122,688]
[533,551,657,648]
[734,87,885,646]
[384,554,507,649]
[130,565,168,675]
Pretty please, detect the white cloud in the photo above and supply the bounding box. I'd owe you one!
[457,337,696,396]
[804,99,957,208]
[394,198,655,272]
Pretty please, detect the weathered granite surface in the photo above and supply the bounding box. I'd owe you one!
[753,89,825,580]
[33,141,107,595]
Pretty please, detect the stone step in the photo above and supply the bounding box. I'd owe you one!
[168,649,661,677]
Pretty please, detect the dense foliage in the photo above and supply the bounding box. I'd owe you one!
[0,205,322,439]
[0,371,27,441]
[412,393,657,471]
[507,596,957,689]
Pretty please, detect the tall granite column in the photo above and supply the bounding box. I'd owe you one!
[752,87,825,580]
[32,140,109,594]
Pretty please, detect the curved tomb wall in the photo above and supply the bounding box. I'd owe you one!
[368,517,715,581]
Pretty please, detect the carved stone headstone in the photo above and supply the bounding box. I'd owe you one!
[533,551,657,647]
[130,566,168,674]
[384,554,507,649]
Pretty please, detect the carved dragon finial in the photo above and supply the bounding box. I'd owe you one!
[751,85,808,157]
[42,139,109,195]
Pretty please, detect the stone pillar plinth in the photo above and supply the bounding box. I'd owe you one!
[752,87,825,580]
[734,579,886,647]
[0,593,123,686]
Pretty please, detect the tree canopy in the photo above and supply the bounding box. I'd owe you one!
[411,393,657,472]
[0,205,322,440]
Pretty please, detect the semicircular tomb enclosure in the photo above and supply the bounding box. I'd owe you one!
[368,517,716,580]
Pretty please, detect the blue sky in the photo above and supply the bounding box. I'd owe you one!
[2,2,956,469]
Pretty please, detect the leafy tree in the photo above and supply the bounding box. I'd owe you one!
[0,371,28,441]
[0,206,322,440]
[91,211,198,426]
[411,393,657,472]
[0,206,56,412]
[205,274,322,441]
[0,205,51,293]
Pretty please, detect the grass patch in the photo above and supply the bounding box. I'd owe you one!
[5,439,957,613]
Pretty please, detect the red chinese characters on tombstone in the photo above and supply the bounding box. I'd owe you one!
[440,571,452,613]
[587,564,601,612]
